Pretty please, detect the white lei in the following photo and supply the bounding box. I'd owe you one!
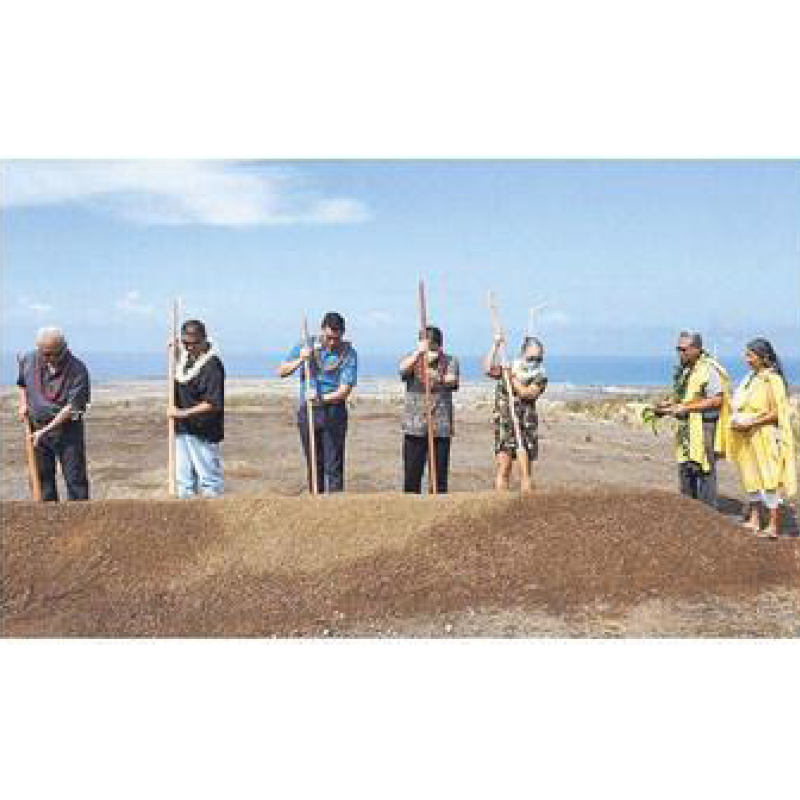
[511,358,546,385]
[175,340,220,384]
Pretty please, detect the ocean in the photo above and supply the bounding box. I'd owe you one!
[3,351,799,389]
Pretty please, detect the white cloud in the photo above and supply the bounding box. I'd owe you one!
[17,297,53,317]
[2,161,370,226]
[116,290,154,317]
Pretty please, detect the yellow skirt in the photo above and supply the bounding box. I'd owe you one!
[728,424,786,495]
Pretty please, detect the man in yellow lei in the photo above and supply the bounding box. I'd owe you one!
[656,331,731,509]
[728,338,797,539]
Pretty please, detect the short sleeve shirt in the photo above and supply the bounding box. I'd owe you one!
[401,353,460,438]
[677,358,724,422]
[174,355,225,442]
[701,367,723,422]
[287,340,358,405]
[17,350,91,423]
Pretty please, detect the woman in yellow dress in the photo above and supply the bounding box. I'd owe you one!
[728,338,797,539]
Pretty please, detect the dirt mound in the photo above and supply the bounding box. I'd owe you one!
[2,492,798,637]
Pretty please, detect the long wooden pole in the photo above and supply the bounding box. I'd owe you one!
[488,292,531,492]
[302,316,319,495]
[17,354,42,501]
[168,299,179,497]
[527,302,549,337]
[418,280,438,494]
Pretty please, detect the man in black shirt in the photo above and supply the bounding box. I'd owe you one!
[169,319,225,498]
[16,327,91,501]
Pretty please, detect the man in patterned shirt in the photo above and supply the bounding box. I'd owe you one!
[398,325,460,494]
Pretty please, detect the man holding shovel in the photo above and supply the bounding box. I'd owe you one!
[278,311,358,493]
[168,319,226,499]
[399,325,460,493]
[16,327,91,501]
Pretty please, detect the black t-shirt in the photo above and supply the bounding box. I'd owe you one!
[173,355,225,443]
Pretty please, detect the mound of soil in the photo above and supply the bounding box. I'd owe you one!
[1,491,797,637]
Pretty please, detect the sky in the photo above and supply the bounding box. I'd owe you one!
[2,160,798,362]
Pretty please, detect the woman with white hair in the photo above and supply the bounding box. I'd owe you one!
[728,337,796,538]
[16,327,91,501]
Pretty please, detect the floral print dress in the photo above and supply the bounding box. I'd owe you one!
[493,366,547,459]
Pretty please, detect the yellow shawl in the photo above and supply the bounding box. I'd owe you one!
[674,354,731,471]
[728,369,797,498]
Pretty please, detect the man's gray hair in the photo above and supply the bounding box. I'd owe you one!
[35,326,67,347]
[679,330,703,349]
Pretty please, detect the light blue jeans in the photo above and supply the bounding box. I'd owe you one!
[175,433,224,498]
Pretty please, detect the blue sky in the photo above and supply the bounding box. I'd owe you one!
[2,160,798,361]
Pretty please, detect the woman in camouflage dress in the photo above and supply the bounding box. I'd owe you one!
[484,335,548,491]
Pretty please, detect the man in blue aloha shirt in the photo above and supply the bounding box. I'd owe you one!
[278,311,358,493]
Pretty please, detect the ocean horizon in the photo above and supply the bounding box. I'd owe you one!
[3,351,799,389]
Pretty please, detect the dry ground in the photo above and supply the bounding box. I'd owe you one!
[0,390,773,500]
[1,387,798,637]
[2,492,798,637]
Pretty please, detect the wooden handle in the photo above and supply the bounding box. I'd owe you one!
[488,292,529,479]
[168,299,178,497]
[488,291,510,366]
[22,415,42,501]
[302,316,319,495]
[418,280,438,494]
[17,355,42,501]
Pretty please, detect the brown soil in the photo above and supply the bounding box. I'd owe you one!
[3,492,798,638]
[0,393,745,500]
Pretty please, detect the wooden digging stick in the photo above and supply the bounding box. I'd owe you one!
[418,279,438,494]
[488,292,531,491]
[168,299,179,497]
[17,354,42,501]
[527,302,549,337]
[302,316,319,495]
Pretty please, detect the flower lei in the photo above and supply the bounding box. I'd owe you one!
[312,338,352,373]
[672,362,691,402]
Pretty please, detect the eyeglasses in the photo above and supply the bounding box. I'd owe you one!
[181,339,203,346]
[675,346,690,353]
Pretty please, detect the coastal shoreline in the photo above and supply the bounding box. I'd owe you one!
[3,376,672,406]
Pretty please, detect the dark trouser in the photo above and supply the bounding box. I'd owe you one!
[678,420,717,509]
[33,419,90,501]
[298,402,348,493]
[403,434,451,494]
